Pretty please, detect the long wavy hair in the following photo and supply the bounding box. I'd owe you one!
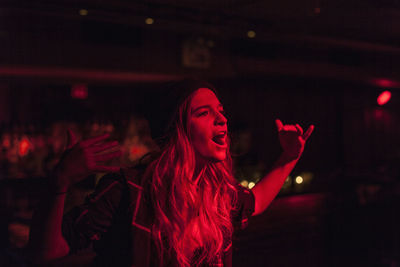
[148,89,238,266]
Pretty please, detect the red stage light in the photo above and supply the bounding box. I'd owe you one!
[377,91,391,106]
[19,138,30,156]
[71,84,88,99]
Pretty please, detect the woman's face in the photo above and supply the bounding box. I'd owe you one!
[187,88,228,162]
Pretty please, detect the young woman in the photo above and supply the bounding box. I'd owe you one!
[28,80,314,266]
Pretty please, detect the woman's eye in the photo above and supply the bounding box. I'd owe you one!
[198,111,208,116]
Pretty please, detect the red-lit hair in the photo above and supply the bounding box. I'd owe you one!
[148,90,237,266]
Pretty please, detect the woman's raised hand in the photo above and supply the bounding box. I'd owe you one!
[275,119,314,161]
[52,129,122,191]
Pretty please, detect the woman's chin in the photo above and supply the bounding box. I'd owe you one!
[210,152,227,162]
[194,148,227,164]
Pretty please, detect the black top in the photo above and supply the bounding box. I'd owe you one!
[62,166,255,266]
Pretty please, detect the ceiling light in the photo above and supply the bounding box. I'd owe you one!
[145,17,154,25]
[79,9,88,16]
[247,30,256,38]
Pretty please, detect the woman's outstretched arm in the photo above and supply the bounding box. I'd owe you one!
[251,119,314,216]
[27,130,121,263]
[28,182,71,262]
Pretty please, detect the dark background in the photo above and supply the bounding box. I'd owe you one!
[1,1,400,266]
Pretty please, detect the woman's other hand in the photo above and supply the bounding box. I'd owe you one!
[52,129,121,191]
[275,119,314,161]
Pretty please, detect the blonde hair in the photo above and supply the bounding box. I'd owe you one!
[149,90,237,266]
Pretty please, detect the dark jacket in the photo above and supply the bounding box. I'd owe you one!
[62,166,255,266]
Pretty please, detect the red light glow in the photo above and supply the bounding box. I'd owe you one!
[130,145,146,156]
[375,79,394,88]
[377,91,391,106]
[2,137,11,148]
[71,84,88,99]
[19,138,31,156]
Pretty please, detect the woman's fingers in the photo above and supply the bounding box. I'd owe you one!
[276,120,298,133]
[276,120,312,139]
[302,125,315,141]
[275,119,284,131]
[283,125,297,132]
[295,124,303,135]
[90,141,119,153]
[93,150,122,162]
[80,133,110,147]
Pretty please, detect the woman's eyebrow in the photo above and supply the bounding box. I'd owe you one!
[192,105,210,114]
[191,104,223,114]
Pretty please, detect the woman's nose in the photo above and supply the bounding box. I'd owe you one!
[215,111,227,125]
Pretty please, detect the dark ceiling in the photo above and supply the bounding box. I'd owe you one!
[0,0,399,85]
[3,0,399,44]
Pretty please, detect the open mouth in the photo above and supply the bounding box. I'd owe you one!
[212,132,226,146]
